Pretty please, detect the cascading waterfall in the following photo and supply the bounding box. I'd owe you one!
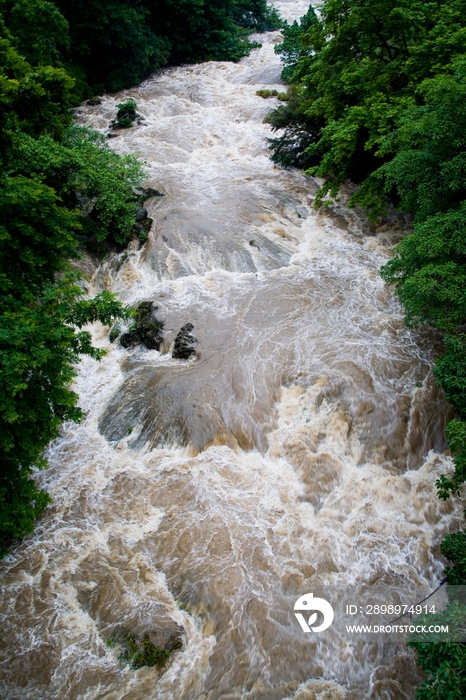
[1,2,463,698]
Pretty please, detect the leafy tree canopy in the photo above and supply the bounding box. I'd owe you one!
[44,0,281,96]
[0,26,139,554]
[269,0,466,203]
[11,127,147,244]
[0,0,70,66]
[0,19,73,156]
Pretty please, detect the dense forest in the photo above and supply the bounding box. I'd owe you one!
[0,0,281,556]
[0,0,280,98]
[268,1,466,696]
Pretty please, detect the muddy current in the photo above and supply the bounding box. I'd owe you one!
[1,2,464,699]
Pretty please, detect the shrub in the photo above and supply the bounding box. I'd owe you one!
[116,99,138,129]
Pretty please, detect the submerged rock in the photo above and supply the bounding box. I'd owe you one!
[141,217,153,233]
[108,624,183,671]
[172,323,197,360]
[132,217,153,242]
[147,626,183,653]
[132,222,144,235]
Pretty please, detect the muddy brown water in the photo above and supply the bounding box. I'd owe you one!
[1,2,463,698]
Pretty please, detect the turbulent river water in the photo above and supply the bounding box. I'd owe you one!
[1,2,465,698]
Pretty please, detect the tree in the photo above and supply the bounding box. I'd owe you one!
[52,0,169,94]
[49,0,281,96]
[11,127,147,244]
[0,28,135,554]
[268,0,466,204]
[0,175,129,555]
[0,18,73,158]
[0,0,70,66]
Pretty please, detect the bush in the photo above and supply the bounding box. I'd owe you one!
[107,633,170,670]
[116,98,138,128]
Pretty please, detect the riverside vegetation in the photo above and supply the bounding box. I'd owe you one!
[267,0,466,696]
[0,0,282,556]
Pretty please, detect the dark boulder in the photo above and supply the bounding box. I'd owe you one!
[136,304,164,348]
[120,329,141,349]
[87,97,102,106]
[119,302,164,351]
[132,218,152,242]
[142,187,164,199]
[132,222,144,235]
[133,186,165,200]
[172,323,197,360]
[137,322,163,349]
[135,207,148,222]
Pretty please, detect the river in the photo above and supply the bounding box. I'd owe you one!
[0,2,463,698]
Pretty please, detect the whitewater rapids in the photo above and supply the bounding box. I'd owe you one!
[1,2,463,698]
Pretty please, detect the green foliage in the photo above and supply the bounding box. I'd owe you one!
[142,0,261,65]
[0,173,129,551]
[435,420,466,499]
[9,127,146,244]
[0,19,73,158]
[109,633,170,669]
[434,339,466,419]
[256,89,277,98]
[380,207,466,331]
[273,5,319,81]
[265,87,325,169]
[408,599,466,699]
[441,531,466,583]
[116,98,138,127]
[256,89,287,100]
[0,24,135,555]
[374,65,466,219]
[232,0,281,32]
[268,0,466,201]
[0,463,52,557]
[0,175,80,295]
[51,0,170,94]
[1,0,70,66]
